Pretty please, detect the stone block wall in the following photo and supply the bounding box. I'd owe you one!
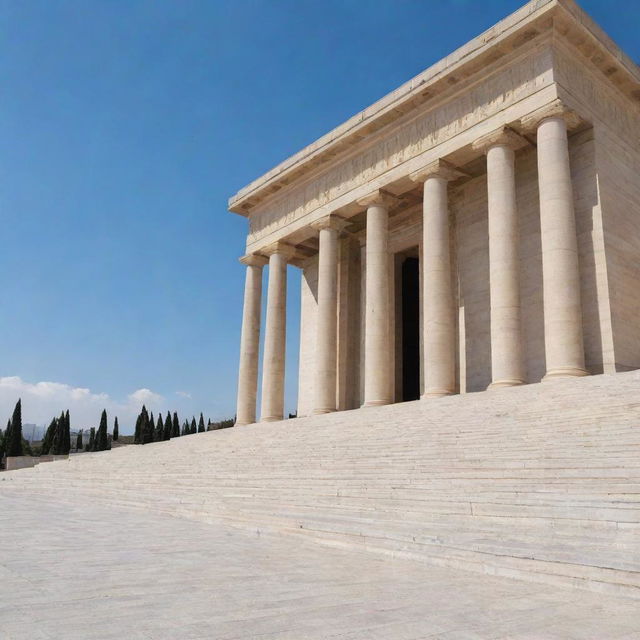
[596,125,640,371]
[553,42,640,373]
[297,130,610,411]
[297,256,318,416]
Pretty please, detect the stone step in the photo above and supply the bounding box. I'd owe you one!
[4,369,640,599]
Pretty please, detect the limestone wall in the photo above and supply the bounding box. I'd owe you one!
[453,131,606,390]
[297,256,318,416]
[294,40,640,414]
[555,43,640,372]
[596,127,640,371]
[336,237,362,411]
[298,131,607,409]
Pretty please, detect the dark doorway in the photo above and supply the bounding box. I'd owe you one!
[401,257,420,401]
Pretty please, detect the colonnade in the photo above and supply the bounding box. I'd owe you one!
[234,101,588,425]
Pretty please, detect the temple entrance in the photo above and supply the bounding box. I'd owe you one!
[401,256,420,401]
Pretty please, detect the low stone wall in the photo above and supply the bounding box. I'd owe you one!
[5,455,68,471]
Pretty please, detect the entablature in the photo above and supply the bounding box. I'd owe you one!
[229,0,640,222]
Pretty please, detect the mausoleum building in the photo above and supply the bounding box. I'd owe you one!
[230,0,640,425]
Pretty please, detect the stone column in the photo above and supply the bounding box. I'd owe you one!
[261,243,296,422]
[473,128,527,388]
[235,253,268,426]
[523,101,588,379]
[358,190,396,407]
[311,215,347,414]
[411,160,465,398]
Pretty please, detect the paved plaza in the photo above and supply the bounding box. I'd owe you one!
[1,491,639,640]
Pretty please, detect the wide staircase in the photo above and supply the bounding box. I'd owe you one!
[2,371,640,599]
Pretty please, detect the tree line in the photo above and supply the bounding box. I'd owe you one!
[0,400,117,461]
[1,398,234,464]
[133,406,232,444]
[0,399,29,459]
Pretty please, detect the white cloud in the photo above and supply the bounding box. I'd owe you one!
[175,391,192,399]
[0,376,165,435]
[128,388,164,405]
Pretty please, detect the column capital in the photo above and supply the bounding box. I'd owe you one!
[261,242,297,260]
[357,189,398,209]
[410,159,467,184]
[520,99,582,132]
[310,214,349,233]
[472,127,529,154]
[239,253,268,267]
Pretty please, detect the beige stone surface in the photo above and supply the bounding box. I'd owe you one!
[530,111,588,380]
[361,193,393,407]
[311,216,345,414]
[4,370,640,602]
[298,254,318,417]
[235,254,267,426]
[261,246,293,422]
[2,493,640,640]
[229,0,640,451]
[475,129,525,388]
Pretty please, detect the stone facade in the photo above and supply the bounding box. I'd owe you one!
[230,0,640,423]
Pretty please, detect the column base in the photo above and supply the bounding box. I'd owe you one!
[421,389,454,399]
[233,421,255,427]
[361,399,392,408]
[260,416,284,423]
[311,408,336,415]
[487,379,525,390]
[543,367,589,381]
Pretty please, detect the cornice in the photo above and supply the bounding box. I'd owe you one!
[228,0,640,217]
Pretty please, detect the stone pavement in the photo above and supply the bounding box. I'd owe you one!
[4,371,640,598]
[1,493,639,640]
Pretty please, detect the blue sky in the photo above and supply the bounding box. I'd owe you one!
[1,0,638,431]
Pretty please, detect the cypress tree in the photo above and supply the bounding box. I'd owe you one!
[41,417,57,455]
[172,412,180,438]
[3,419,11,457]
[142,407,154,444]
[198,413,205,433]
[163,411,172,441]
[63,410,71,454]
[59,411,66,453]
[5,399,24,457]
[113,417,119,441]
[135,406,148,444]
[52,410,69,455]
[190,417,197,434]
[95,410,108,451]
[86,427,96,451]
[155,413,164,442]
[0,425,5,461]
[76,429,83,451]
[134,413,141,444]
[181,420,189,436]
[51,413,64,455]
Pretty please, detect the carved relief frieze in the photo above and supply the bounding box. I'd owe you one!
[553,44,640,144]
[248,46,554,246]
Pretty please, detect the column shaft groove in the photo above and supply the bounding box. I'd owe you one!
[363,205,392,407]
[235,259,265,425]
[261,252,288,421]
[313,226,339,414]
[536,116,588,379]
[422,176,456,397]
[486,144,524,388]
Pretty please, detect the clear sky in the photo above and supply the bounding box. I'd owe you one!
[1,0,638,432]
